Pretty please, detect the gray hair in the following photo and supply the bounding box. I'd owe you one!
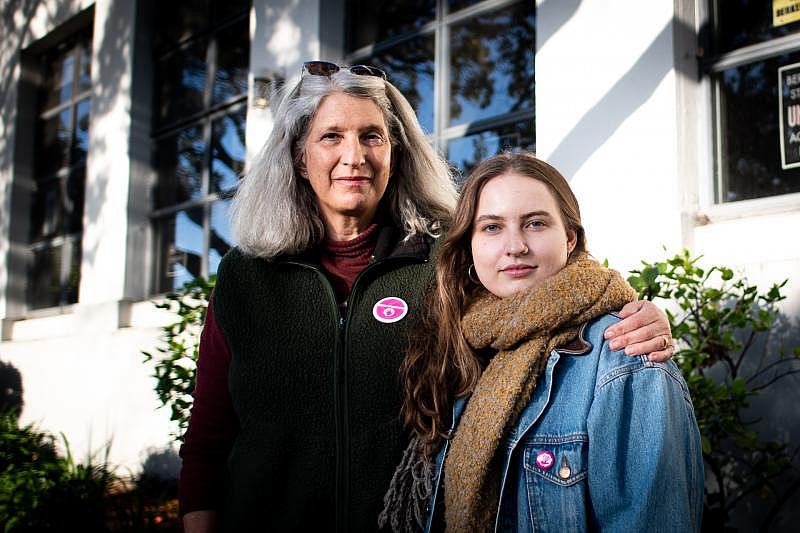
[231,70,458,258]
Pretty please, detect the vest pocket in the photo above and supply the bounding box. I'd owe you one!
[521,434,589,531]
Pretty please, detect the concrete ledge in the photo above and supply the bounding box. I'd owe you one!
[1,299,176,342]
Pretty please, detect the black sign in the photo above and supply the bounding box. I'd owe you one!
[779,62,800,169]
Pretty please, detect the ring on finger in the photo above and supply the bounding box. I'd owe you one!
[660,335,670,350]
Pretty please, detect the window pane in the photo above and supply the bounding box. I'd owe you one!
[64,239,81,304]
[715,1,800,54]
[446,119,534,179]
[213,0,250,24]
[449,3,535,126]
[156,125,206,207]
[66,169,85,234]
[209,199,233,274]
[211,110,246,194]
[213,20,250,105]
[368,34,435,133]
[347,0,436,51]
[157,41,207,126]
[37,109,71,178]
[157,207,205,292]
[717,54,800,201]
[43,52,74,109]
[28,245,62,310]
[77,43,92,93]
[30,179,63,242]
[447,0,484,13]
[73,98,91,164]
[154,0,211,52]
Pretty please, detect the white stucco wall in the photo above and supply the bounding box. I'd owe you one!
[536,0,682,274]
[1,303,178,471]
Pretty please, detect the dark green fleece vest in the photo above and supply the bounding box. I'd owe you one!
[214,231,437,532]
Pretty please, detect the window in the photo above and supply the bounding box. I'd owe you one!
[709,0,800,202]
[151,0,250,293]
[27,30,92,310]
[346,0,535,177]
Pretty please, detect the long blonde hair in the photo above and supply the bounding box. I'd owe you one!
[401,152,587,453]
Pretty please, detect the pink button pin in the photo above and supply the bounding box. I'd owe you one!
[535,450,555,470]
[372,297,409,323]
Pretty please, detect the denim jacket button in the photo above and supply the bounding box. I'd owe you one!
[558,454,571,479]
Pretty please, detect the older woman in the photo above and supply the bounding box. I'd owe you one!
[179,62,674,532]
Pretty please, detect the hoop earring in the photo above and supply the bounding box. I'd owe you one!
[468,264,482,285]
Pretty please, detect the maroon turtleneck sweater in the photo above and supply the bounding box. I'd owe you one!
[179,226,380,515]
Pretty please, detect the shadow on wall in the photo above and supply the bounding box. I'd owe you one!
[539,9,704,179]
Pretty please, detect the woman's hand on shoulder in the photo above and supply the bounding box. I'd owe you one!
[603,300,674,362]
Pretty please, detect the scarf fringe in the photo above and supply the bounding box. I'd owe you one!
[379,436,435,533]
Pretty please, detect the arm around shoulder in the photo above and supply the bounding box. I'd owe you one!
[586,341,704,531]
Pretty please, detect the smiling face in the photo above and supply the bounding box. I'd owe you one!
[470,172,577,298]
[303,92,392,235]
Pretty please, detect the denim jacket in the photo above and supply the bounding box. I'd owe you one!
[424,313,704,533]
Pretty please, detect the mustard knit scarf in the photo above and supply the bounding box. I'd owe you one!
[444,255,636,532]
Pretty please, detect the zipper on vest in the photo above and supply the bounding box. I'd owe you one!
[285,255,427,533]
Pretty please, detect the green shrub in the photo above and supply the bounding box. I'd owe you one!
[142,276,215,441]
[628,249,800,531]
[0,412,121,532]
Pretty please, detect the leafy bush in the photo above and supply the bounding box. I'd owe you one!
[142,276,215,441]
[0,411,121,532]
[628,250,800,531]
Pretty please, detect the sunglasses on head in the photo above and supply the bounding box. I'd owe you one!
[302,60,387,80]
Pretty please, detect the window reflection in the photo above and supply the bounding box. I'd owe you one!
[213,20,249,105]
[447,0,484,13]
[31,179,62,241]
[209,200,233,274]
[157,41,207,126]
[29,245,63,309]
[66,169,85,234]
[212,110,246,194]
[156,125,206,207]
[715,1,800,54]
[348,0,436,51]
[447,120,534,179]
[154,0,211,52]
[449,3,534,126]
[717,54,800,201]
[29,30,91,309]
[78,45,92,92]
[367,35,435,132]
[38,109,71,177]
[159,207,205,291]
[65,240,81,304]
[73,98,91,164]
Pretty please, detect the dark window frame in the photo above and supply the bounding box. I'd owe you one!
[706,0,800,203]
[26,28,94,311]
[150,2,250,294]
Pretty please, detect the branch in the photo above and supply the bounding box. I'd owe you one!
[750,368,800,394]
[746,358,799,386]
[733,329,756,375]
[758,476,800,533]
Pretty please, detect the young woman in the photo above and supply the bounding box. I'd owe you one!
[380,152,703,532]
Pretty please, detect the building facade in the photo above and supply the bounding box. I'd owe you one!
[1,0,798,526]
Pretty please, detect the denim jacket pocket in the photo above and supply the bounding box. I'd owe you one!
[520,434,589,531]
